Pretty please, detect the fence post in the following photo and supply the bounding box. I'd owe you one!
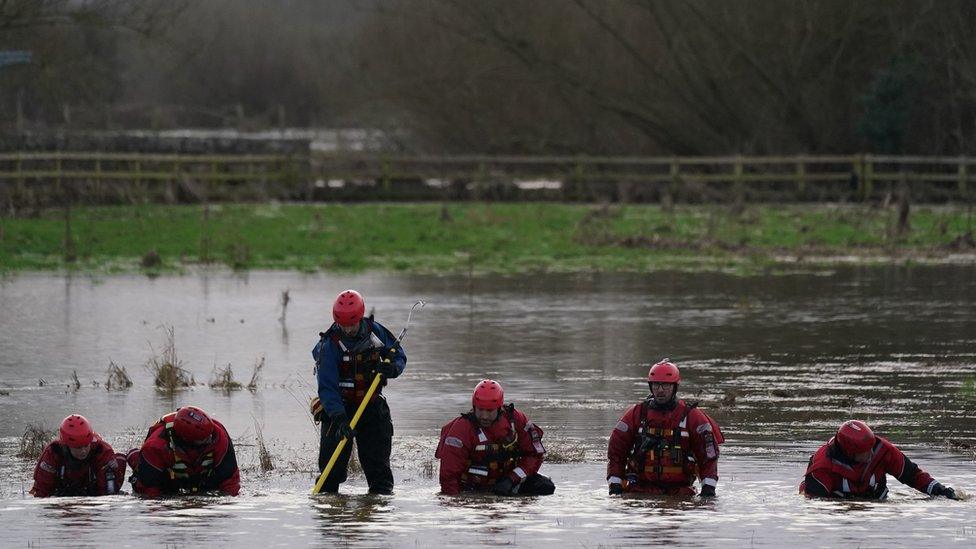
[958,156,967,198]
[664,158,679,211]
[381,159,392,197]
[863,154,874,201]
[733,155,745,210]
[15,152,24,200]
[796,157,806,195]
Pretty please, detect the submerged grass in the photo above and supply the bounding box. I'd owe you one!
[1,203,973,274]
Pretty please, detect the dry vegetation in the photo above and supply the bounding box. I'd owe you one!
[209,364,243,391]
[68,370,81,392]
[146,326,194,391]
[105,361,133,390]
[17,424,53,461]
[253,419,275,473]
[247,355,264,392]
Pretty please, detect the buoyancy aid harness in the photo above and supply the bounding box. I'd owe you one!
[826,440,889,499]
[626,399,698,486]
[322,317,387,406]
[161,415,215,493]
[460,404,520,488]
[55,443,101,496]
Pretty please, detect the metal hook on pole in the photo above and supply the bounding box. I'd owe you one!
[395,299,426,344]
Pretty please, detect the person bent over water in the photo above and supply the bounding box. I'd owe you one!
[607,359,724,497]
[435,379,555,496]
[31,414,126,497]
[800,420,959,500]
[311,289,406,495]
[126,406,240,497]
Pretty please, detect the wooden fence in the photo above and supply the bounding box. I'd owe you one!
[0,151,973,205]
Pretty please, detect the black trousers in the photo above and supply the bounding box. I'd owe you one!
[318,396,394,494]
[515,474,555,496]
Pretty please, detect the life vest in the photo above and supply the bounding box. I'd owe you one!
[456,405,521,490]
[54,442,103,496]
[625,400,698,487]
[152,412,216,493]
[325,318,387,407]
[804,439,890,499]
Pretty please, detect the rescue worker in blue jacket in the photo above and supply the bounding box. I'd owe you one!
[310,289,406,494]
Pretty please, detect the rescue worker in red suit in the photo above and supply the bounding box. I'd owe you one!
[800,420,958,500]
[607,359,724,497]
[31,414,126,497]
[126,406,240,497]
[310,289,406,495]
[436,379,555,496]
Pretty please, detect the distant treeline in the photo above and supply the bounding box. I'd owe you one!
[2,1,975,156]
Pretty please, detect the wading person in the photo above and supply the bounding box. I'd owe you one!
[435,379,555,496]
[800,419,959,500]
[31,414,126,497]
[311,289,406,495]
[127,406,240,497]
[607,359,724,497]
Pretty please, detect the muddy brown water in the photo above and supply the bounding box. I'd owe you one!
[1,267,975,547]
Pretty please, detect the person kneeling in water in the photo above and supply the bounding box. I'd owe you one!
[436,379,555,496]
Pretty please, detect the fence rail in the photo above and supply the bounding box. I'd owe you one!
[0,151,973,205]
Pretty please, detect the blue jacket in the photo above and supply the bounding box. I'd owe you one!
[312,318,406,416]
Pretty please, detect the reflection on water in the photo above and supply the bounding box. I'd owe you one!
[1,267,975,546]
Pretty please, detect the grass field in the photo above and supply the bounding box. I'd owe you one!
[0,202,973,274]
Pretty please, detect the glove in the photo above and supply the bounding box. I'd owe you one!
[374,357,399,378]
[327,411,355,440]
[932,483,958,500]
[492,476,516,496]
[608,482,624,496]
[374,346,400,378]
[310,397,323,423]
[700,484,716,498]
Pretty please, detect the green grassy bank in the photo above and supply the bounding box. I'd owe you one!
[0,203,973,274]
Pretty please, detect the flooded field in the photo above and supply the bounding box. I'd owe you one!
[1,267,975,547]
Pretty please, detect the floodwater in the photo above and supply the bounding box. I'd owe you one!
[1,267,974,548]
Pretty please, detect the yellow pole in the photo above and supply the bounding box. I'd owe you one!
[311,373,384,495]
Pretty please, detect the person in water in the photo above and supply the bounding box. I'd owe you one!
[607,359,724,497]
[31,414,126,497]
[800,419,958,500]
[310,289,406,495]
[436,379,555,496]
[127,406,240,497]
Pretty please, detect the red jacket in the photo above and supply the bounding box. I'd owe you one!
[607,399,723,493]
[800,436,937,499]
[435,405,546,495]
[133,417,240,497]
[31,437,125,497]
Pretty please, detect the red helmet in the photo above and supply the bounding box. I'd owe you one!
[174,406,215,444]
[472,379,504,410]
[835,420,876,455]
[648,358,680,384]
[333,290,365,326]
[59,414,94,448]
